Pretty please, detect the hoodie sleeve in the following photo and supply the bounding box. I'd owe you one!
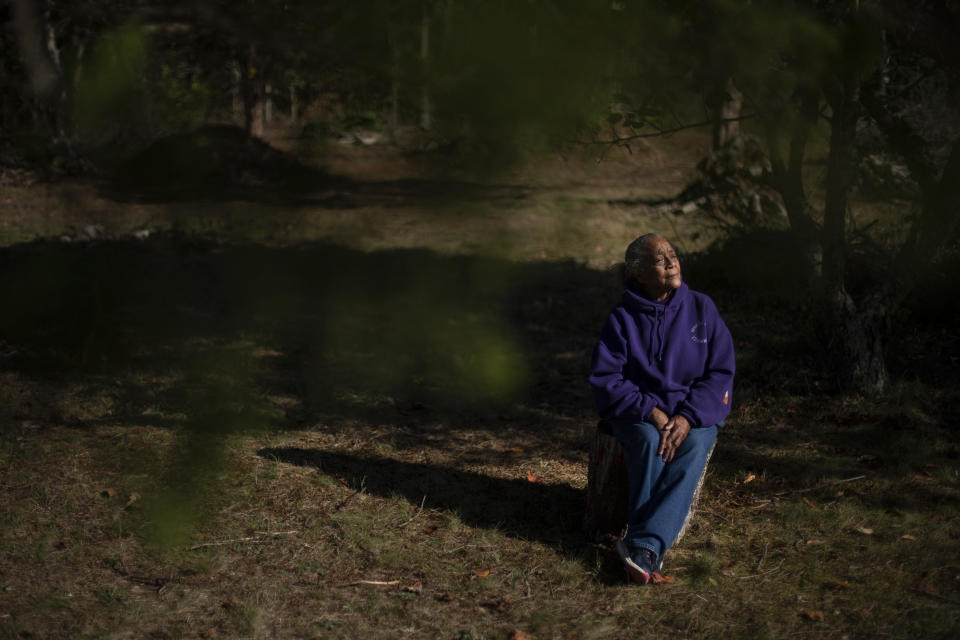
[674,303,735,428]
[588,311,659,422]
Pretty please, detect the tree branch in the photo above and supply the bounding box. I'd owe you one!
[577,113,758,146]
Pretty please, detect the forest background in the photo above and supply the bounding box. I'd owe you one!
[1,1,959,638]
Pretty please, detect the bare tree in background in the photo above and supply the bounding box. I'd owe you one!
[9,0,65,138]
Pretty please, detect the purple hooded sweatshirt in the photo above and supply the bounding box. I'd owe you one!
[589,282,735,428]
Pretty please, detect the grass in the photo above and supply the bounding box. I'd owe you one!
[1,134,959,639]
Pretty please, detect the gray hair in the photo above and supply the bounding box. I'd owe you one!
[624,233,663,279]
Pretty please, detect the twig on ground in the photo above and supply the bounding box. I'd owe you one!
[577,113,758,147]
[342,580,400,587]
[737,559,785,579]
[444,544,496,554]
[188,530,298,550]
[774,475,867,496]
[757,542,770,573]
[398,495,427,528]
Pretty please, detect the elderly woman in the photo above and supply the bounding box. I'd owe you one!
[589,233,735,584]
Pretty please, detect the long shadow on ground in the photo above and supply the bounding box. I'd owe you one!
[258,446,585,549]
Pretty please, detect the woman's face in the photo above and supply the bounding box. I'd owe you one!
[635,237,682,301]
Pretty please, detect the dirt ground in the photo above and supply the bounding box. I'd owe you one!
[1,131,958,639]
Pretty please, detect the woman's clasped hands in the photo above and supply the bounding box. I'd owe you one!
[649,407,692,463]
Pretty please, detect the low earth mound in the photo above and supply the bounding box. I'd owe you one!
[115,125,334,199]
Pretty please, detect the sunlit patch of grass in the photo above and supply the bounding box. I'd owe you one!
[331,508,376,538]
[547,556,588,587]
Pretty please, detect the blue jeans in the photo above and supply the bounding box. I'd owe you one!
[610,421,717,565]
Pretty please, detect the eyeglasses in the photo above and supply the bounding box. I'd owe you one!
[651,253,679,268]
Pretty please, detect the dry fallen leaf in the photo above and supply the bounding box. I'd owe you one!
[855,526,874,535]
[509,631,532,640]
[473,569,491,578]
[125,492,140,508]
[831,579,852,590]
[743,473,757,484]
[899,534,917,541]
[806,539,824,546]
[101,488,117,498]
[434,592,453,602]
[801,610,825,622]
[802,497,817,509]
[402,580,423,594]
[525,472,543,483]
[482,596,512,613]
[651,572,676,584]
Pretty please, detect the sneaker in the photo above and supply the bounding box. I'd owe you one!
[615,540,657,585]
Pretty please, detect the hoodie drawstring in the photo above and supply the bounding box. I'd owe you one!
[656,306,666,361]
[650,306,666,362]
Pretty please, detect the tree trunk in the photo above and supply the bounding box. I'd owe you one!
[10,0,65,138]
[584,421,629,543]
[710,78,742,150]
[821,72,890,395]
[62,32,86,138]
[767,89,822,285]
[289,82,297,124]
[241,47,264,137]
[264,82,273,124]
[420,9,432,130]
[824,294,889,395]
[389,32,400,134]
[231,62,243,124]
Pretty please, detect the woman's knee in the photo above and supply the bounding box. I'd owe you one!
[613,421,661,453]
[678,425,717,459]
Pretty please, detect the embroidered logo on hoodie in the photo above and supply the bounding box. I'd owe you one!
[690,322,709,344]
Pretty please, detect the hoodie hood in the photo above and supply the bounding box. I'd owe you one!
[622,283,690,361]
